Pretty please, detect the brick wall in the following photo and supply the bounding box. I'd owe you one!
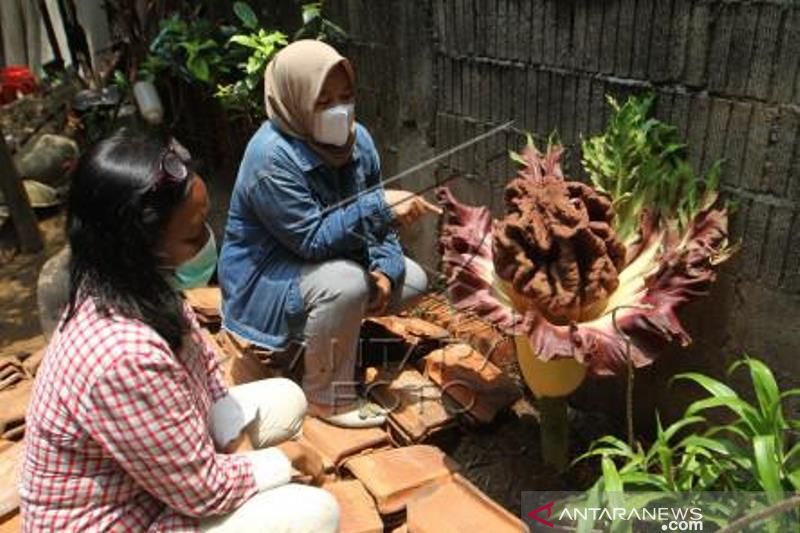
[327,0,800,403]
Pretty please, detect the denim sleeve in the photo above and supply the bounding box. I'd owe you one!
[361,134,406,286]
[247,167,394,262]
[368,231,406,287]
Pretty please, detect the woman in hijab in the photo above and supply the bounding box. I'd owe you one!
[219,40,439,428]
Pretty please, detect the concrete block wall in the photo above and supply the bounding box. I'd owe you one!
[327,0,800,401]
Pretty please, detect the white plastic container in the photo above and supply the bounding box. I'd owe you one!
[133,81,164,124]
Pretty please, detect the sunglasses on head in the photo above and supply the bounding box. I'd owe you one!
[150,138,192,192]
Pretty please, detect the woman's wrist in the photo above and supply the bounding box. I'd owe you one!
[242,447,292,491]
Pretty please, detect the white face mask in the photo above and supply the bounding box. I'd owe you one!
[312,103,354,146]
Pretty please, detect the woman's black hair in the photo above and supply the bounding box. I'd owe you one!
[63,132,193,351]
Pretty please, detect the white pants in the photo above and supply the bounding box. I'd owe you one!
[200,379,339,533]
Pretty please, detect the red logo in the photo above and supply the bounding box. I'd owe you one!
[527,501,555,527]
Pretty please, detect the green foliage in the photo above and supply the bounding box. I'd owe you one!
[141,1,346,120]
[295,2,347,42]
[140,14,229,85]
[216,26,288,116]
[573,356,800,530]
[581,95,722,243]
[233,1,258,30]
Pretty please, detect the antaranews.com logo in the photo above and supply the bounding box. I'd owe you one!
[527,500,703,531]
[521,491,799,532]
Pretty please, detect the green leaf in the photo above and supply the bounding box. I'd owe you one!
[576,483,602,533]
[229,34,259,48]
[661,415,705,443]
[601,457,624,492]
[617,472,670,491]
[753,435,783,495]
[684,396,762,435]
[301,2,322,24]
[731,357,781,420]
[186,56,210,82]
[788,468,800,491]
[234,2,259,29]
[509,150,528,167]
[784,441,800,468]
[780,388,800,400]
[601,458,632,533]
[677,434,730,456]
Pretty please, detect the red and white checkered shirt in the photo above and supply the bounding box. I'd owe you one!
[20,297,258,532]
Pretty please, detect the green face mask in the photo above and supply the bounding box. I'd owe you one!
[171,225,218,290]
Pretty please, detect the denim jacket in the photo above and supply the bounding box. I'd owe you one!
[219,121,405,350]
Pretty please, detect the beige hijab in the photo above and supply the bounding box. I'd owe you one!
[264,40,356,167]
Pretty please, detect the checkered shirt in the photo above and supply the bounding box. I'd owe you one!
[19,297,258,531]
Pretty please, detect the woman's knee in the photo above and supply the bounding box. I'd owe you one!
[229,378,307,447]
[200,484,339,533]
[404,257,429,291]
[331,260,370,306]
[293,486,339,533]
[304,259,370,310]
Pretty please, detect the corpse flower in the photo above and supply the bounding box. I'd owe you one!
[437,96,734,468]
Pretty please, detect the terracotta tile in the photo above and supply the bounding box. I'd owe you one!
[215,331,275,385]
[360,317,450,367]
[0,512,20,533]
[406,474,528,533]
[0,337,45,362]
[366,316,449,342]
[0,381,31,441]
[409,295,516,369]
[344,445,459,515]
[0,441,23,518]
[324,480,383,533]
[0,360,24,392]
[184,287,222,325]
[299,417,391,471]
[21,348,44,378]
[365,367,457,444]
[420,344,520,425]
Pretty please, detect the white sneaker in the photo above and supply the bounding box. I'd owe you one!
[320,401,387,428]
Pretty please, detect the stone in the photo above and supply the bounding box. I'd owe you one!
[406,474,528,533]
[420,344,521,425]
[344,445,459,515]
[323,480,383,533]
[14,134,78,185]
[37,246,70,340]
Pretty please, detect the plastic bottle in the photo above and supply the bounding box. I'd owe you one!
[133,81,164,124]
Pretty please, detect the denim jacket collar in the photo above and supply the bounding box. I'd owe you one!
[273,121,362,172]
